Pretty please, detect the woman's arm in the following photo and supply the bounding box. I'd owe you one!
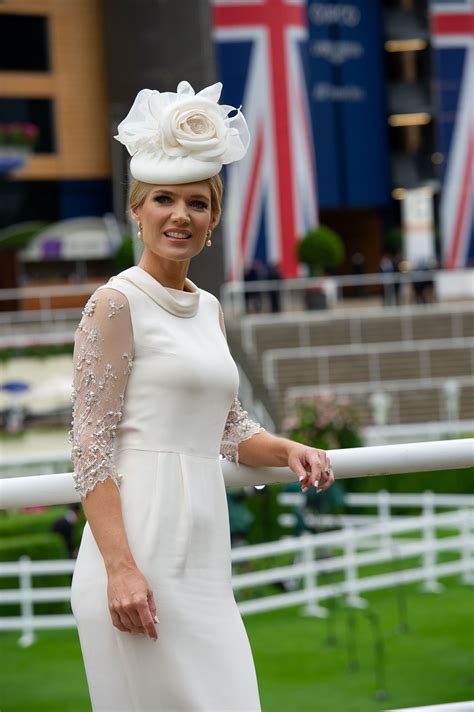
[71,288,158,640]
[217,302,334,492]
[237,430,335,493]
[81,480,158,640]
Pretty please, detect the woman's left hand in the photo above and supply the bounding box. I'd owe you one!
[286,442,335,493]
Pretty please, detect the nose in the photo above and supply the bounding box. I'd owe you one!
[171,201,191,225]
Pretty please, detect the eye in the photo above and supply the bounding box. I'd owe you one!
[191,200,208,210]
[154,195,171,203]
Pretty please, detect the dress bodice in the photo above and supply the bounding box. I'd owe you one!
[69,266,264,498]
[106,267,239,458]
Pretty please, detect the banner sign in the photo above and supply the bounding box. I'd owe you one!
[307,0,390,208]
[430,1,474,268]
[212,0,318,279]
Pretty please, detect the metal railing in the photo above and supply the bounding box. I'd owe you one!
[240,301,472,357]
[385,702,474,712]
[1,439,472,508]
[0,439,472,647]
[286,376,474,426]
[220,270,473,317]
[1,507,472,645]
[262,337,474,393]
[277,490,474,533]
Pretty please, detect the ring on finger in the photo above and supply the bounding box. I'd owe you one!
[324,467,332,476]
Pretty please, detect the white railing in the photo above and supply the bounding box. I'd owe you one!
[0,440,472,647]
[277,491,474,532]
[1,508,472,645]
[0,331,75,349]
[0,282,102,306]
[237,365,275,432]
[1,440,472,508]
[286,376,474,426]
[220,270,474,317]
[0,307,82,327]
[240,301,471,357]
[363,421,474,446]
[262,337,474,393]
[385,702,474,711]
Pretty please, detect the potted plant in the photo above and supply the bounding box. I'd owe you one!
[297,225,345,309]
[0,122,39,174]
[282,394,363,522]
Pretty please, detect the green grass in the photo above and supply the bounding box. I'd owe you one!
[0,578,472,711]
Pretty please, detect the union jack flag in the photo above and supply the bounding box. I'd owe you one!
[212,0,318,279]
[430,0,474,268]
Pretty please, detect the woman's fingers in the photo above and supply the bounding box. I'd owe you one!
[107,570,159,639]
[123,596,158,640]
[110,609,129,633]
[294,448,335,492]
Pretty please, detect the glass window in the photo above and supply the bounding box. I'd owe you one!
[0,14,49,71]
[0,98,56,153]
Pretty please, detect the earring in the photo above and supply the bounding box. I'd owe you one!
[206,230,212,247]
[137,222,143,240]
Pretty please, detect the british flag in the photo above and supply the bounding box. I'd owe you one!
[430,0,474,268]
[212,0,318,279]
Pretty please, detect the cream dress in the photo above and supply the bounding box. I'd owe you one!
[69,266,264,712]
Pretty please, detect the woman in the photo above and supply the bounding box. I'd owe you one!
[70,80,334,712]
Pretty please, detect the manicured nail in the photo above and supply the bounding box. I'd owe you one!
[299,475,305,481]
[154,616,159,623]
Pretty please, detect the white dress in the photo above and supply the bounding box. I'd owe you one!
[69,266,264,712]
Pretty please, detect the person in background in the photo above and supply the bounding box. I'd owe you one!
[51,503,81,559]
[351,252,367,297]
[244,259,266,313]
[265,262,283,312]
[379,252,397,306]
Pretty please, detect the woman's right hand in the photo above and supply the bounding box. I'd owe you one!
[107,564,159,641]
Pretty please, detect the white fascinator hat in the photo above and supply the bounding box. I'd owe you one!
[114,80,250,184]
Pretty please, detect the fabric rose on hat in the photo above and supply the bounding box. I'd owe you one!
[114,81,250,184]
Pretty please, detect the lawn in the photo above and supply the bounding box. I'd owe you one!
[0,578,472,711]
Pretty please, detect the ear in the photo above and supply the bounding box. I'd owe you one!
[131,208,140,222]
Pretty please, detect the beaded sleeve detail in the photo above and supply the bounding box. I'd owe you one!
[220,397,265,464]
[217,303,264,464]
[69,288,134,498]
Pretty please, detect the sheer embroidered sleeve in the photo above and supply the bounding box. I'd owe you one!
[217,304,265,464]
[68,287,134,499]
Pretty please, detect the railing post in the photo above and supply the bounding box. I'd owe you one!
[378,489,391,550]
[301,535,328,618]
[420,491,444,593]
[460,509,474,586]
[344,527,367,609]
[18,556,36,648]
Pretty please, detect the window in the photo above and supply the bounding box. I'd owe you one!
[0,98,56,153]
[0,14,50,71]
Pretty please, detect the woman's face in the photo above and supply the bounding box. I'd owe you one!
[132,182,215,263]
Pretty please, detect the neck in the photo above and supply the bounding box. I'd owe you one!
[137,254,191,291]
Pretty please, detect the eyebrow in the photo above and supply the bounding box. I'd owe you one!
[152,189,209,201]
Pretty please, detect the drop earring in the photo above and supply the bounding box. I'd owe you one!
[137,222,143,240]
[206,230,212,247]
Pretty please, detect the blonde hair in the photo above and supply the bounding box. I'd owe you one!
[128,174,224,226]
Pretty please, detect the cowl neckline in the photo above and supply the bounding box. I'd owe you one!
[114,265,200,318]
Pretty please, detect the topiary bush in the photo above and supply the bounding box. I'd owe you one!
[297,225,345,276]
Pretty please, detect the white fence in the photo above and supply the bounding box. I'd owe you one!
[1,507,472,646]
[1,439,472,647]
[220,269,474,317]
[277,490,474,532]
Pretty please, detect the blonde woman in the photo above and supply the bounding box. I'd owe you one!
[70,81,334,711]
